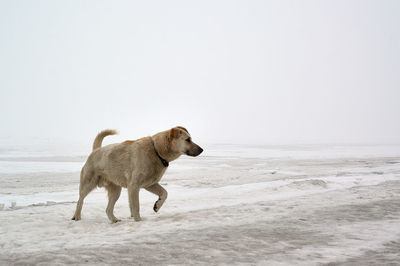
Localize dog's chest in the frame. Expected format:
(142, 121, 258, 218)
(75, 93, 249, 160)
(140, 167, 167, 188)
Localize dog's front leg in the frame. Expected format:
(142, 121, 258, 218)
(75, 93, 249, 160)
(128, 185, 141, 221)
(145, 183, 168, 213)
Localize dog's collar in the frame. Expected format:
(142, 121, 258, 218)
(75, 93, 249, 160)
(151, 138, 169, 167)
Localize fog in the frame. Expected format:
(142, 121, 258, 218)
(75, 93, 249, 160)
(1, 0, 399, 145)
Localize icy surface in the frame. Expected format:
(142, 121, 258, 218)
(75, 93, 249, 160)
(0, 143, 400, 265)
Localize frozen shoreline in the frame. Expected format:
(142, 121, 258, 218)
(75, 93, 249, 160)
(0, 144, 399, 265)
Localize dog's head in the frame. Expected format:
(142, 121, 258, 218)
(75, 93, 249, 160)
(168, 126, 203, 157)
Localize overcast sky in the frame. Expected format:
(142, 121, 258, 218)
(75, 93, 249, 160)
(0, 0, 399, 145)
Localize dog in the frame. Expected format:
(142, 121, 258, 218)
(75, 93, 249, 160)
(72, 126, 203, 223)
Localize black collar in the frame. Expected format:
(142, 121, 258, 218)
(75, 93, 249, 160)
(151, 138, 169, 167)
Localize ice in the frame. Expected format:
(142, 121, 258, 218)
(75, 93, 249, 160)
(0, 143, 400, 265)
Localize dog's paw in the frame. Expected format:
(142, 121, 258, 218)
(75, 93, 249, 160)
(111, 218, 121, 223)
(153, 201, 160, 212)
(131, 215, 142, 222)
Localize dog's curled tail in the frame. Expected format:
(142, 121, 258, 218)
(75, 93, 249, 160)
(92, 129, 118, 151)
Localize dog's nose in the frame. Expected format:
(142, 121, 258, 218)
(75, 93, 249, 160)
(198, 147, 203, 155)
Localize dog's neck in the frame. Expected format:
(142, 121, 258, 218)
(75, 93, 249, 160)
(151, 132, 182, 163)
(150, 138, 169, 167)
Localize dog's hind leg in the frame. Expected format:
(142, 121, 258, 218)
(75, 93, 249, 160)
(145, 183, 168, 213)
(72, 172, 97, 221)
(105, 183, 122, 223)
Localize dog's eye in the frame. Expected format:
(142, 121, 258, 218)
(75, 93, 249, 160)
(185, 138, 191, 142)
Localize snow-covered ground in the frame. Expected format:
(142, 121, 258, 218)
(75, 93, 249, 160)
(0, 143, 400, 265)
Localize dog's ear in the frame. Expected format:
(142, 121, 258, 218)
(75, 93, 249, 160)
(169, 127, 182, 140)
(176, 126, 189, 134)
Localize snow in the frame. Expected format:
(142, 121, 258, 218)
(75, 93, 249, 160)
(1, 143, 400, 265)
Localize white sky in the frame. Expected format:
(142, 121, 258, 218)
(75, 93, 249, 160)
(0, 0, 399, 145)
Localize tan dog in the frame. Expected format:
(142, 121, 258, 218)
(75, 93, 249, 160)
(72, 126, 203, 223)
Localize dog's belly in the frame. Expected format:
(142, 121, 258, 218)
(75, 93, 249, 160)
(95, 171, 128, 188)
(107, 175, 128, 188)
(95, 165, 129, 188)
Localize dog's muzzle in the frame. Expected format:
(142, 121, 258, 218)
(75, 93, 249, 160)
(186, 144, 203, 157)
